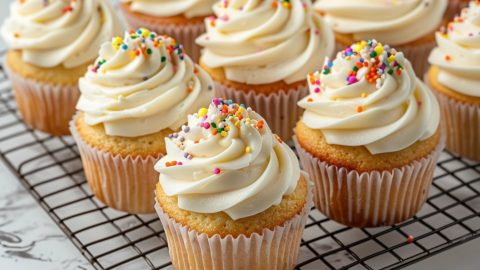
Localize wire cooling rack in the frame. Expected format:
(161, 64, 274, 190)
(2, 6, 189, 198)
(1, 56, 480, 270)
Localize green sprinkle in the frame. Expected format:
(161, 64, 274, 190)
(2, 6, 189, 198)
(161, 56, 166, 62)
(211, 122, 217, 128)
(388, 69, 394, 75)
(146, 48, 152, 55)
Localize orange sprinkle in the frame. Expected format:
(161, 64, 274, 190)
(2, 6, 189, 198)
(257, 120, 264, 129)
(307, 98, 313, 102)
(356, 106, 363, 113)
(13, 32, 20, 38)
(445, 55, 452, 62)
(271, 1, 278, 8)
(186, 87, 193, 94)
(407, 235, 414, 243)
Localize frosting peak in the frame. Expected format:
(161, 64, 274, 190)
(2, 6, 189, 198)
(298, 40, 440, 154)
(428, 1, 480, 97)
(196, 0, 334, 85)
(1, 0, 123, 68)
(315, 0, 448, 45)
(121, 0, 216, 18)
(154, 98, 300, 220)
(77, 28, 213, 137)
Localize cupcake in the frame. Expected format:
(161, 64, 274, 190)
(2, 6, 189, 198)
(120, 0, 216, 62)
(314, 0, 448, 77)
(295, 40, 444, 227)
(1, 0, 122, 135)
(427, 1, 480, 161)
(154, 99, 313, 269)
(71, 28, 213, 213)
(196, 0, 334, 141)
(445, 0, 470, 20)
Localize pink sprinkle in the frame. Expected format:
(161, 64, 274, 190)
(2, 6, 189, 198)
(178, 162, 183, 165)
(315, 80, 320, 85)
(199, 122, 205, 128)
(213, 168, 221, 174)
(314, 87, 320, 93)
(204, 122, 210, 129)
(347, 76, 358, 85)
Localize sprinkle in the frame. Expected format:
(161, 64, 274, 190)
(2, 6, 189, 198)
(13, 32, 20, 38)
(361, 93, 368, 98)
(62, 5, 73, 13)
(213, 168, 221, 174)
(245, 146, 252, 153)
(198, 107, 208, 117)
(445, 55, 452, 62)
(356, 106, 363, 113)
(407, 235, 414, 243)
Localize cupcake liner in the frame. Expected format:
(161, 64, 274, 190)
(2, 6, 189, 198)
(426, 83, 480, 161)
(121, 10, 205, 62)
(4, 61, 80, 136)
(335, 38, 436, 78)
(214, 82, 309, 142)
(70, 114, 162, 214)
(155, 174, 314, 270)
(293, 133, 445, 228)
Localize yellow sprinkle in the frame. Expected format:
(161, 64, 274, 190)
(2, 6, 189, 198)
(234, 120, 240, 128)
(220, 131, 227, 137)
(388, 55, 395, 63)
(140, 27, 150, 37)
(361, 92, 368, 98)
(374, 44, 384, 55)
(245, 146, 251, 153)
(198, 107, 208, 117)
(225, 125, 230, 131)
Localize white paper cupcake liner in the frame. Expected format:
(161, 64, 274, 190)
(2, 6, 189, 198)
(70, 114, 162, 213)
(214, 82, 308, 141)
(4, 61, 80, 136)
(335, 38, 435, 78)
(121, 9, 205, 62)
(431, 89, 480, 161)
(293, 133, 445, 228)
(155, 174, 314, 270)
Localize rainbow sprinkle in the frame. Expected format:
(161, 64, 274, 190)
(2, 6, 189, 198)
(163, 99, 270, 169)
(310, 40, 406, 92)
(90, 28, 186, 74)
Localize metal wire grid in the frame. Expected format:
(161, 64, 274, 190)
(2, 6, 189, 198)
(0, 58, 480, 270)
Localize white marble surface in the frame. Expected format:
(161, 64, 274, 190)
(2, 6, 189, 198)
(0, 162, 92, 270)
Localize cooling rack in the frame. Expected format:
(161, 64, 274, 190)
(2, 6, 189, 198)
(1, 55, 480, 270)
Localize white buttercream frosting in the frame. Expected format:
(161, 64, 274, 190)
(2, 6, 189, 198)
(315, 0, 448, 45)
(154, 99, 300, 220)
(196, 0, 334, 85)
(77, 28, 214, 137)
(428, 1, 480, 97)
(1, 0, 123, 68)
(121, 0, 216, 18)
(298, 40, 440, 154)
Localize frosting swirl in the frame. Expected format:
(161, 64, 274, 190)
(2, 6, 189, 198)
(196, 0, 334, 85)
(428, 1, 480, 97)
(154, 98, 300, 220)
(77, 28, 214, 137)
(298, 40, 440, 154)
(121, 0, 216, 18)
(1, 0, 123, 68)
(314, 0, 447, 45)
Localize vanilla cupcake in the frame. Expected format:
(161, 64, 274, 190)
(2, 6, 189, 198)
(71, 28, 213, 213)
(314, 0, 447, 77)
(1, 0, 122, 135)
(295, 40, 444, 227)
(445, 0, 470, 20)
(427, 1, 480, 161)
(196, 0, 334, 141)
(120, 0, 216, 62)
(154, 99, 313, 269)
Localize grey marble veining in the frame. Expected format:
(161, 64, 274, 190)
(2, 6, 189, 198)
(0, 162, 92, 270)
